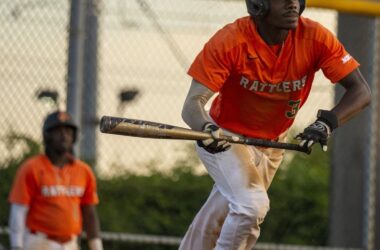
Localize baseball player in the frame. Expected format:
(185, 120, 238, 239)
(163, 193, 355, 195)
(180, 0, 371, 249)
(8, 111, 103, 250)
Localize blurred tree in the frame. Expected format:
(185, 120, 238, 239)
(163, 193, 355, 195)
(0, 135, 329, 249)
(260, 147, 330, 245)
(0, 133, 42, 249)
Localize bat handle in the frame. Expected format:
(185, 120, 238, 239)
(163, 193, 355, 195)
(222, 135, 311, 154)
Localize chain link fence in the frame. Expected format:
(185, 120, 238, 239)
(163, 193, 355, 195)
(1, 0, 337, 175)
(1, 0, 378, 249)
(1, 0, 70, 163)
(97, 1, 338, 175)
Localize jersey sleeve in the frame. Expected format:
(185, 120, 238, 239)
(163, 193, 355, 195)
(8, 161, 37, 205)
(188, 27, 234, 92)
(81, 166, 99, 205)
(316, 24, 360, 83)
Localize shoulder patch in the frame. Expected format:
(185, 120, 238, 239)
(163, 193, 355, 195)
(341, 54, 352, 64)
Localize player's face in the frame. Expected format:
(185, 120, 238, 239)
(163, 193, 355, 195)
(44, 126, 74, 154)
(266, 0, 300, 30)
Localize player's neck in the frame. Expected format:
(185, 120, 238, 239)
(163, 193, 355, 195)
(46, 150, 73, 167)
(256, 23, 289, 45)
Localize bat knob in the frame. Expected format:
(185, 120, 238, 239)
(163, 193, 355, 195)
(99, 116, 109, 133)
(99, 116, 121, 133)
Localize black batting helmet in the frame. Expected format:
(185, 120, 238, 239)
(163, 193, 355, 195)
(42, 111, 78, 142)
(246, 0, 306, 17)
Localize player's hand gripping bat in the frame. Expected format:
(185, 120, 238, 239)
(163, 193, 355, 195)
(99, 116, 311, 154)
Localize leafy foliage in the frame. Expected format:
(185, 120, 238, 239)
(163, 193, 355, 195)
(0, 133, 42, 248)
(97, 165, 213, 235)
(0, 133, 42, 225)
(260, 147, 330, 245)
(0, 133, 330, 249)
(97, 162, 213, 250)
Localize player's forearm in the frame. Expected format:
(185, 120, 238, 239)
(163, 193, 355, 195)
(332, 69, 371, 126)
(182, 95, 210, 130)
(332, 85, 371, 125)
(9, 204, 28, 248)
(82, 205, 103, 250)
(182, 80, 215, 130)
(82, 205, 101, 239)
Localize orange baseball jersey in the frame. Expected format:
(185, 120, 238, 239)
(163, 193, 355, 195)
(188, 16, 359, 139)
(9, 154, 99, 237)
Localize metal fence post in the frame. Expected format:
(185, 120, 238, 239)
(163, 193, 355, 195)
(80, 0, 100, 166)
(67, 0, 87, 156)
(330, 14, 378, 249)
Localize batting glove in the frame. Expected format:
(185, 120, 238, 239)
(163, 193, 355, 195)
(296, 110, 338, 152)
(197, 123, 231, 154)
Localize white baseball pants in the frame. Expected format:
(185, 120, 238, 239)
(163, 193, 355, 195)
(179, 135, 285, 250)
(24, 231, 79, 250)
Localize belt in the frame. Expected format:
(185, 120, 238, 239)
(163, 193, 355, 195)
(30, 230, 74, 244)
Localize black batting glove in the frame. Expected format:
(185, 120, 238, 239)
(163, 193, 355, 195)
(296, 120, 331, 151)
(296, 110, 338, 152)
(197, 123, 231, 154)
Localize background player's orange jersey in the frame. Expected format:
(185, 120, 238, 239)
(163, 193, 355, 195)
(9, 154, 99, 237)
(188, 16, 359, 140)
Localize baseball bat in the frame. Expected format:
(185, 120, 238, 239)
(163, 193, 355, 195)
(99, 116, 311, 154)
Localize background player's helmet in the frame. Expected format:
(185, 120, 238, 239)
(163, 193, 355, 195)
(246, 0, 306, 17)
(42, 111, 78, 142)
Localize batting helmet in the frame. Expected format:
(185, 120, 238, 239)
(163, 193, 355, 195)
(246, 0, 306, 17)
(42, 111, 78, 142)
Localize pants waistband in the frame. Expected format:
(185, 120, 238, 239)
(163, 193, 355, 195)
(30, 230, 74, 244)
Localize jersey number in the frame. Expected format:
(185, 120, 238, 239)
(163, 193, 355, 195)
(286, 100, 301, 118)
